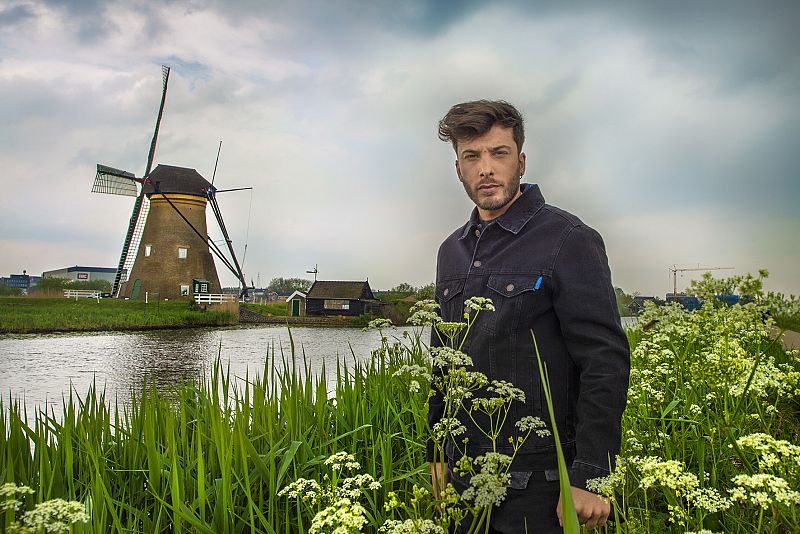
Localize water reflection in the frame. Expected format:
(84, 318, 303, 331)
(0, 325, 422, 421)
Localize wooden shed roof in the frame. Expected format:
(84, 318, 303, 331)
(306, 280, 374, 300)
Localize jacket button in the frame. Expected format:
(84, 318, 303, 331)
(443, 288, 449, 296)
(475, 229, 481, 237)
(506, 283, 515, 292)
(473, 260, 482, 268)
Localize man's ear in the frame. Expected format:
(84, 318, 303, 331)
(455, 160, 463, 182)
(519, 152, 526, 177)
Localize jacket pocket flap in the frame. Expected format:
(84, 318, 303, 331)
(487, 274, 540, 297)
(436, 279, 464, 303)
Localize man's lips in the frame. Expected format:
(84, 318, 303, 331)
(478, 183, 500, 194)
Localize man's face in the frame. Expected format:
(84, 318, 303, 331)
(455, 124, 526, 220)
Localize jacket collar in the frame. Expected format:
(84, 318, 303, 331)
(459, 183, 545, 239)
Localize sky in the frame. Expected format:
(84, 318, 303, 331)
(1, 0, 798, 297)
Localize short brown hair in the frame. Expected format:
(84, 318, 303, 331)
(438, 100, 525, 153)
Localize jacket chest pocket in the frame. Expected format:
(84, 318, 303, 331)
(482, 273, 542, 335)
(436, 278, 465, 324)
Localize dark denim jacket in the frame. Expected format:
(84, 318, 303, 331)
(427, 184, 630, 490)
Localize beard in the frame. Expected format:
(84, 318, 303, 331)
(464, 166, 522, 213)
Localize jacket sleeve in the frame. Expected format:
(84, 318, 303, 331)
(551, 224, 630, 490)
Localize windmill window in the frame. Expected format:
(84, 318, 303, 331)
(178, 247, 188, 259)
(144, 245, 152, 257)
(180, 284, 189, 296)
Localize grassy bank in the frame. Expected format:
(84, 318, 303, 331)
(0, 297, 238, 334)
(2, 300, 799, 532)
(241, 301, 288, 317)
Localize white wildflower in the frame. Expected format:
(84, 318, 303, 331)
(21, 499, 89, 534)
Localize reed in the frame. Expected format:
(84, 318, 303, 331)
(0, 329, 430, 533)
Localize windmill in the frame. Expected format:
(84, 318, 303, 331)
(92, 66, 251, 299)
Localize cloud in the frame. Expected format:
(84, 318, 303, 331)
(0, 4, 35, 27)
(1, 0, 798, 296)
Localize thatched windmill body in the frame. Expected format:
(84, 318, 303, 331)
(92, 66, 249, 299)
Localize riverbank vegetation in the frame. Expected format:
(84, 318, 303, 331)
(0, 297, 238, 334)
(30, 278, 112, 296)
(1, 273, 799, 532)
(242, 301, 288, 317)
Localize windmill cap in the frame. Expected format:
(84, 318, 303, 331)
(142, 164, 213, 197)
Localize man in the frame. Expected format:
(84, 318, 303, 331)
(428, 100, 630, 532)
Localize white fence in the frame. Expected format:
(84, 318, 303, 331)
(64, 289, 101, 300)
(194, 293, 238, 304)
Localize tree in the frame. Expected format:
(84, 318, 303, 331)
(0, 284, 22, 296)
(32, 278, 112, 294)
(390, 282, 415, 293)
(267, 277, 313, 294)
(614, 287, 635, 317)
(415, 283, 435, 300)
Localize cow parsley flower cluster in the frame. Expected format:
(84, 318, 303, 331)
(363, 318, 394, 331)
(324, 452, 361, 471)
(730, 473, 800, 509)
(280, 452, 382, 533)
(19, 499, 90, 534)
(308, 498, 368, 534)
(0, 483, 33, 513)
(463, 296, 495, 312)
(407, 300, 441, 326)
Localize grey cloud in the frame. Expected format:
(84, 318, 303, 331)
(0, 4, 35, 26)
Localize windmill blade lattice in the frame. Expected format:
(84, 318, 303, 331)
(92, 165, 138, 196)
(120, 196, 150, 285)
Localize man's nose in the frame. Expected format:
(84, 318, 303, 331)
(478, 153, 494, 177)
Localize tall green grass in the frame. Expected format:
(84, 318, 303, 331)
(1, 332, 430, 532)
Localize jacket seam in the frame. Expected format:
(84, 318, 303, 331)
(548, 223, 583, 273)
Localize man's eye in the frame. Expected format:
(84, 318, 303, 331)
(494, 150, 508, 156)
(463, 154, 477, 160)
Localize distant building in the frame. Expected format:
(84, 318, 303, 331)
(0, 271, 41, 293)
(305, 280, 381, 317)
(286, 291, 307, 317)
(42, 266, 124, 284)
(665, 293, 702, 311)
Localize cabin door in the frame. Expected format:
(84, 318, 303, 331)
(292, 298, 300, 316)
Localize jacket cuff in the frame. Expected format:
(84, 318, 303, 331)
(568, 461, 610, 492)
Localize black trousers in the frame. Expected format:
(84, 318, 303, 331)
(449, 468, 563, 534)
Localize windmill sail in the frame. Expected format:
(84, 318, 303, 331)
(120, 197, 150, 285)
(92, 165, 138, 196)
(110, 65, 170, 297)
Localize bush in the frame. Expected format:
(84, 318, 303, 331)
(31, 277, 112, 295)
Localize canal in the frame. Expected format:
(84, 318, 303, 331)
(1, 318, 637, 420)
(1, 324, 422, 420)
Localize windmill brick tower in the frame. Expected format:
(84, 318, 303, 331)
(119, 165, 221, 300)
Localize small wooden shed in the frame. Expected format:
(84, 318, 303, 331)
(305, 280, 380, 317)
(286, 290, 307, 317)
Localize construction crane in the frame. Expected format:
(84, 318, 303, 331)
(669, 264, 735, 296)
